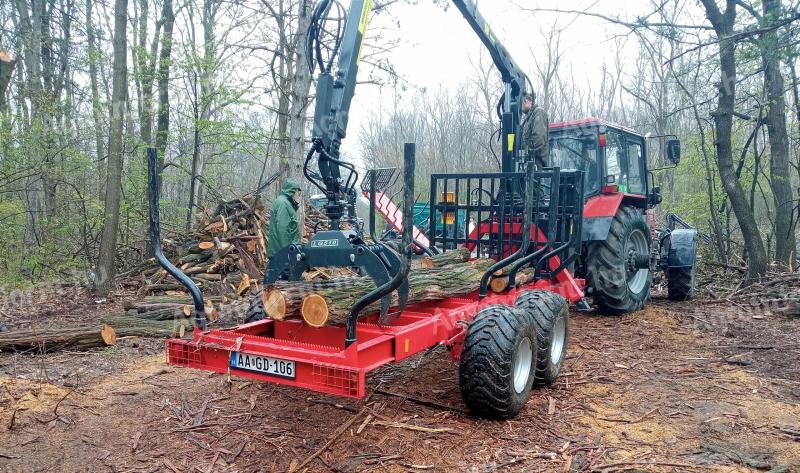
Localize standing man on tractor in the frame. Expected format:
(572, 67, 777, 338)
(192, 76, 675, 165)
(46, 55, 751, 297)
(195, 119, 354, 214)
(268, 179, 302, 279)
(521, 92, 549, 169)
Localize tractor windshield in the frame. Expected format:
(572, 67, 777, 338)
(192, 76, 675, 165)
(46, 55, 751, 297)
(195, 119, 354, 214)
(549, 136, 600, 194)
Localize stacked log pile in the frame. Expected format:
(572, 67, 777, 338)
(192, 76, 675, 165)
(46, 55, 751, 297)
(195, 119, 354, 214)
(725, 273, 800, 317)
(118, 197, 333, 306)
(705, 272, 800, 318)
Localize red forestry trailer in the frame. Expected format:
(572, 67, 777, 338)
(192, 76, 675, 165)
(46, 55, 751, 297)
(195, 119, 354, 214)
(151, 0, 695, 420)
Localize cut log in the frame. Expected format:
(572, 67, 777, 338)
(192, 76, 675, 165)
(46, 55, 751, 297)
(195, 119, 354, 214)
(101, 324, 117, 345)
(420, 248, 470, 268)
(489, 276, 509, 293)
(489, 267, 535, 293)
(262, 288, 291, 320)
(102, 315, 193, 338)
(236, 273, 251, 296)
(192, 273, 223, 282)
(179, 251, 213, 264)
(0, 326, 110, 351)
(295, 258, 495, 327)
(302, 294, 329, 328)
(0, 316, 192, 352)
(126, 307, 185, 321)
(198, 241, 215, 250)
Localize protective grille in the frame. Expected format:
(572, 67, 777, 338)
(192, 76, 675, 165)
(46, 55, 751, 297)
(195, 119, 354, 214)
(311, 363, 360, 397)
(429, 167, 584, 280)
(166, 339, 202, 366)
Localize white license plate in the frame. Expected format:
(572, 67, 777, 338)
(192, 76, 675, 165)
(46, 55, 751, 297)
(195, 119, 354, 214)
(230, 352, 295, 379)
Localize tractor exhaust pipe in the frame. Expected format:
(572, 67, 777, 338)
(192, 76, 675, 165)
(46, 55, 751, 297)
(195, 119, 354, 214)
(147, 147, 207, 331)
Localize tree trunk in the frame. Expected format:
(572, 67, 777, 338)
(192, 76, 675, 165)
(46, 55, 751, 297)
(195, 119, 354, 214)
(700, 0, 767, 282)
(154, 0, 174, 164)
(761, 0, 796, 268)
(146, 0, 174, 258)
(287, 0, 313, 227)
(187, 80, 202, 231)
(0, 52, 16, 111)
(86, 0, 106, 200)
(96, 0, 128, 295)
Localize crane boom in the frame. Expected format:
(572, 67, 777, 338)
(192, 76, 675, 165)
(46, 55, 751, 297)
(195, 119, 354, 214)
(306, 0, 530, 225)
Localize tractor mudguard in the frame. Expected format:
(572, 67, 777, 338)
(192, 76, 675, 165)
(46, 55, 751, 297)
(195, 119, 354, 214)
(582, 216, 614, 241)
(582, 193, 623, 241)
(582, 194, 648, 241)
(666, 228, 698, 268)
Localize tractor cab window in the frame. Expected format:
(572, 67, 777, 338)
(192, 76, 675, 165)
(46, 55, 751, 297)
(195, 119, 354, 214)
(604, 132, 624, 187)
(548, 135, 599, 194)
(603, 132, 646, 194)
(627, 141, 645, 194)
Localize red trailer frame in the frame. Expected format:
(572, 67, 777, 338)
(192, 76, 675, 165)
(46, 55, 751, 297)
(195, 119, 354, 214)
(167, 277, 584, 399)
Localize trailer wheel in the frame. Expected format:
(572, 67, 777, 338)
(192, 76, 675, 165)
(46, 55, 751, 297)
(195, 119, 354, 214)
(667, 266, 695, 301)
(514, 290, 569, 387)
(459, 304, 537, 420)
(245, 291, 266, 323)
(587, 205, 652, 314)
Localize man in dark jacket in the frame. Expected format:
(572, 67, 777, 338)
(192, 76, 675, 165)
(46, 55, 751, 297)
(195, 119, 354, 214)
(521, 92, 549, 169)
(268, 179, 302, 278)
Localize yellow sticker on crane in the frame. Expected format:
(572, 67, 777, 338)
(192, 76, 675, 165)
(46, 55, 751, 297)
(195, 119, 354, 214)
(358, 0, 373, 34)
(356, 0, 373, 65)
(507, 133, 515, 152)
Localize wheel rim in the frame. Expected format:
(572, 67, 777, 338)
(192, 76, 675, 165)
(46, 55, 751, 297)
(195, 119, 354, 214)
(513, 337, 533, 394)
(626, 229, 649, 294)
(550, 315, 566, 366)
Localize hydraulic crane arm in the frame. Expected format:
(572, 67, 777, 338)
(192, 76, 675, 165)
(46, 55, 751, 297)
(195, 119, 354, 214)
(452, 0, 530, 173)
(306, 0, 530, 225)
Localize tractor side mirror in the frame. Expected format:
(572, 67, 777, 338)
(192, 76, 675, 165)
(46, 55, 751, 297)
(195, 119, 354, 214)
(666, 139, 681, 165)
(649, 186, 663, 206)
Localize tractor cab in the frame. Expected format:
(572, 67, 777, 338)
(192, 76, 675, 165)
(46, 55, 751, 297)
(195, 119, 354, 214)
(548, 118, 654, 201)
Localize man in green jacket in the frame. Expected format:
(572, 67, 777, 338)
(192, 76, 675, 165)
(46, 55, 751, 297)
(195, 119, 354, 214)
(521, 92, 550, 169)
(268, 179, 302, 278)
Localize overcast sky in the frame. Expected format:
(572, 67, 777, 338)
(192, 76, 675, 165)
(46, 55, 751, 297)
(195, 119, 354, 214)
(340, 0, 656, 159)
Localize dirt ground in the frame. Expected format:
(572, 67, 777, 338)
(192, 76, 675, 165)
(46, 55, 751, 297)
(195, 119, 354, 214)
(1, 290, 799, 472)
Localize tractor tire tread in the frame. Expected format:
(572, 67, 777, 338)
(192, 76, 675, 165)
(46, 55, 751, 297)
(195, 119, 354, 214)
(514, 290, 569, 386)
(587, 205, 652, 315)
(667, 266, 694, 301)
(459, 304, 536, 420)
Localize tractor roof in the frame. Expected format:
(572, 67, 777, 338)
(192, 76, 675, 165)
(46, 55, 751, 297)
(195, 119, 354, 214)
(549, 117, 641, 136)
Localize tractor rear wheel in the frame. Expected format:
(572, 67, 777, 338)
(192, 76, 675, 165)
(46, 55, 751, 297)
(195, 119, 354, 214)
(587, 206, 652, 314)
(245, 291, 266, 323)
(459, 304, 537, 420)
(667, 266, 695, 301)
(514, 290, 569, 387)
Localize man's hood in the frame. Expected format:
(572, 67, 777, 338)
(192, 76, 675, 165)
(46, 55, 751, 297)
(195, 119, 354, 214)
(281, 178, 301, 197)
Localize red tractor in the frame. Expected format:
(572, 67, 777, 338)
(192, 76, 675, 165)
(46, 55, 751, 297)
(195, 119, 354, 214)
(548, 118, 698, 313)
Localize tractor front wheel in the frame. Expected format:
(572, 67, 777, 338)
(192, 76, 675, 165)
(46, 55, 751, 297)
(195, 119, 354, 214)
(459, 304, 537, 420)
(587, 206, 652, 314)
(667, 266, 695, 301)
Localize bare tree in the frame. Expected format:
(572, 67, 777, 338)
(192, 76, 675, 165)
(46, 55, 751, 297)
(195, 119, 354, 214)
(96, 0, 128, 294)
(700, 0, 767, 281)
